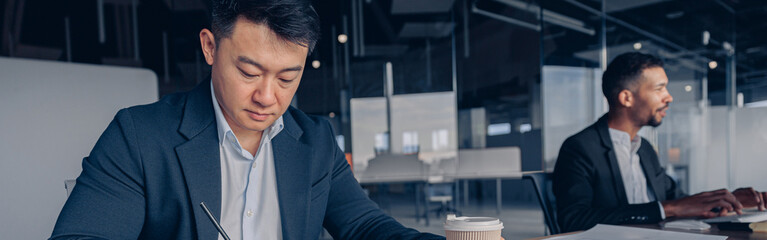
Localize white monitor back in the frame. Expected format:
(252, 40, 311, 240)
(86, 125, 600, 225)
(0, 57, 158, 239)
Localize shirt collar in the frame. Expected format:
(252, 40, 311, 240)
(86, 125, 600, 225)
(210, 80, 285, 147)
(608, 128, 642, 153)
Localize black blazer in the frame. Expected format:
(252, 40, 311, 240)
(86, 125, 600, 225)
(552, 115, 685, 232)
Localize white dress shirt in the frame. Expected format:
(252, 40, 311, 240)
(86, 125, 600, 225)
(608, 128, 665, 219)
(211, 81, 284, 240)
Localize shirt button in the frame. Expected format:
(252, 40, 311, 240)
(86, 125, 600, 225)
(246, 210, 253, 217)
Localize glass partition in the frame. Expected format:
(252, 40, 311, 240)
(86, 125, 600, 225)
(540, 0, 605, 170)
(296, 0, 750, 195)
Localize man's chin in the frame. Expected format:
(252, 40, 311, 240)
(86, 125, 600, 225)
(648, 118, 663, 127)
(245, 123, 271, 132)
(238, 120, 272, 133)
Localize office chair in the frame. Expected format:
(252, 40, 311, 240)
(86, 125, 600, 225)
(425, 182, 459, 218)
(523, 172, 560, 235)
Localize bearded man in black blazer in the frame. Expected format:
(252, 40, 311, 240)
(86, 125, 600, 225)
(553, 52, 767, 232)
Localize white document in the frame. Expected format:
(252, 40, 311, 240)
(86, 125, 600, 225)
(543, 224, 726, 240)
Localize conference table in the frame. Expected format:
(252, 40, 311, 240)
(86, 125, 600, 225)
(526, 223, 767, 240)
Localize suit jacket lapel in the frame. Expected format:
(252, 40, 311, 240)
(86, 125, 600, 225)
(175, 81, 222, 240)
(273, 109, 313, 240)
(638, 147, 663, 201)
(595, 115, 629, 205)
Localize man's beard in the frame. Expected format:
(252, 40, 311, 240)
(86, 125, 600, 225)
(648, 116, 662, 127)
(647, 105, 669, 127)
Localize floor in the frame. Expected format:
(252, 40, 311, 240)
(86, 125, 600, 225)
(321, 191, 549, 240)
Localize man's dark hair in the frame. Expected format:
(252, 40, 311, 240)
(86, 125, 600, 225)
(602, 52, 664, 108)
(210, 0, 320, 53)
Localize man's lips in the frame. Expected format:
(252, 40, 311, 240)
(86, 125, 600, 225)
(245, 110, 271, 121)
(658, 106, 669, 117)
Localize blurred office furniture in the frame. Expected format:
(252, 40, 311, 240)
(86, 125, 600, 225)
(424, 182, 458, 218)
(350, 88, 528, 224)
(451, 147, 522, 215)
(0, 57, 157, 240)
(350, 92, 458, 182)
(351, 92, 460, 226)
(358, 153, 429, 223)
(453, 147, 522, 179)
(523, 172, 560, 235)
(422, 160, 458, 226)
(424, 157, 460, 222)
(358, 153, 429, 183)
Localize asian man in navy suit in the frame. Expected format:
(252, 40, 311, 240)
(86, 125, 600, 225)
(51, 0, 443, 239)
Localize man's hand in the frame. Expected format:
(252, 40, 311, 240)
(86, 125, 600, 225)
(662, 189, 743, 218)
(733, 187, 767, 211)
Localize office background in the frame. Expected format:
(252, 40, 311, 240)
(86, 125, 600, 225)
(1, 0, 766, 239)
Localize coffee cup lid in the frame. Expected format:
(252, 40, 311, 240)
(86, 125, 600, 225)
(444, 214, 504, 232)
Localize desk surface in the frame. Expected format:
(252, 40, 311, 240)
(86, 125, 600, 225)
(526, 223, 767, 240)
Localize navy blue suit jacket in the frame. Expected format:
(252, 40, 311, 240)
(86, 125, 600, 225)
(51, 81, 442, 240)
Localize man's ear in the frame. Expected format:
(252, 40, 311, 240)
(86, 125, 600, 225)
(199, 29, 216, 66)
(618, 89, 634, 108)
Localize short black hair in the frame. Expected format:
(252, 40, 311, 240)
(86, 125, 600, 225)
(602, 52, 664, 108)
(210, 0, 320, 54)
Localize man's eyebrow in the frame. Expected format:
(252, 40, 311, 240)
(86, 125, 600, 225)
(238, 56, 264, 69)
(238, 56, 303, 73)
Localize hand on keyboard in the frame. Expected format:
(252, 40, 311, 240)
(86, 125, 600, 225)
(733, 187, 767, 211)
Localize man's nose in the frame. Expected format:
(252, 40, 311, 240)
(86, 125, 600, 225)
(252, 78, 277, 107)
(666, 92, 674, 104)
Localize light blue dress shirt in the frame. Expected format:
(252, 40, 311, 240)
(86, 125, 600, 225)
(608, 128, 666, 219)
(211, 81, 284, 240)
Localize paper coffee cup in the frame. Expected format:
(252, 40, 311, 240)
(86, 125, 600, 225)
(444, 214, 503, 240)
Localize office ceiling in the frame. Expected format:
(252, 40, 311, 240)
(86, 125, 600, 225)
(2, 0, 765, 102)
(390, 0, 456, 14)
(604, 0, 668, 12)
